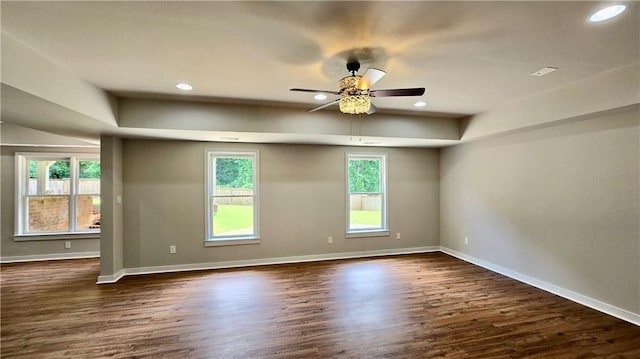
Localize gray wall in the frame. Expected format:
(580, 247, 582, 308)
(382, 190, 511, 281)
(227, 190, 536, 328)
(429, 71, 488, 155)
(440, 107, 640, 314)
(122, 140, 440, 268)
(0, 146, 101, 258)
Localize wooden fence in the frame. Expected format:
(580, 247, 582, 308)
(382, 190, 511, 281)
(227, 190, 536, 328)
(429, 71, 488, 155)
(29, 179, 100, 195)
(213, 188, 254, 205)
(350, 194, 382, 211)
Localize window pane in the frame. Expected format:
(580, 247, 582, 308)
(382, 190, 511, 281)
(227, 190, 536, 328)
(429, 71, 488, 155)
(212, 196, 254, 237)
(348, 159, 380, 193)
(28, 160, 70, 195)
(28, 196, 69, 232)
(76, 195, 101, 230)
(215, 157, 254, 193)
(78, 160, 100, 194)
(349, 193, 382, 230)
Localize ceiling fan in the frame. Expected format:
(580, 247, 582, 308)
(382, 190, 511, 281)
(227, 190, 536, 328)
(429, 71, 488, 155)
(290, 60, 425, 115)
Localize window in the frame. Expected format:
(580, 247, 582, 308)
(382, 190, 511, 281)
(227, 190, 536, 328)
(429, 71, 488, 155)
(206, 150, 259, 244)
(15, 153, 101, 237)
(346, 153, 388, 235)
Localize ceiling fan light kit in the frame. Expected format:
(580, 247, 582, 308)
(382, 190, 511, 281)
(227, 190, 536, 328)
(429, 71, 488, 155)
(338, 72, 371, 114)
(291, 59, 425, 115)
(339, 95, 371, 114)
(339, 75, 362, 91)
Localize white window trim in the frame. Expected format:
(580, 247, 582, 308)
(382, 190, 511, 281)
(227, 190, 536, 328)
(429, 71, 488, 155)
(345, 152, 389, 236)
(14, 233, 101, 241)
(205, 149, 260, 245)
(14, 152, 101, 240)
(345, 230, 390, 239)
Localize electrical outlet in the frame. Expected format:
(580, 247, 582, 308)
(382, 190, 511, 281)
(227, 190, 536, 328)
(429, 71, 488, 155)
(64, 241, 71, 249)
(170, 245, 176, 254)
(328, 236, 333, 244)
(396, 233, 401, 240)
(464, 237, 469, 245)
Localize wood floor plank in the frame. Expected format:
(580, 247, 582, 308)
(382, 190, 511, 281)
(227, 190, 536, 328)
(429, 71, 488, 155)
(1, 253, 639, 358)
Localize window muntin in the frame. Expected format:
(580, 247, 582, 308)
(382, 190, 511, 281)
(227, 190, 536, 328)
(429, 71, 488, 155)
(347, 153, 387, 233)
(16, 154, 100, 235)
(206, 150, 259, 242)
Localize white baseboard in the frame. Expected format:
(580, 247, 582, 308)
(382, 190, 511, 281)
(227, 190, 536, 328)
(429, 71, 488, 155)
(96, 269, 125, 284)
(440, 246, 640, 326)
(113, 246, 440, 278)
(0, 251, 100, 263)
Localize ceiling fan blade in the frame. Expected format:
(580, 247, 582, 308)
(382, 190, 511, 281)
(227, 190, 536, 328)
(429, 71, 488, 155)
(307, 99, 340, 112)
(290, 88, 341, 95)
(356, 68, 386, 90)
(369, 88, 425, 97)
(367, 103, 377, 115)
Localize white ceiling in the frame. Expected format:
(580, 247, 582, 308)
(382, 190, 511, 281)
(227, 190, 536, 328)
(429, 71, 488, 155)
(1, 1, 639, 145)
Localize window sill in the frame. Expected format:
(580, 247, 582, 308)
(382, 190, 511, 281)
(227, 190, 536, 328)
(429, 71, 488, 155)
(204, 237, 261, 247)
(14, 232, 100, 242)
(345, 230, 390, 238)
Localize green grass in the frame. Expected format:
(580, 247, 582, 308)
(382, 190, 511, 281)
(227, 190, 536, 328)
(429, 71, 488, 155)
(212, 206, 380, 234)
(350, 210, 382, 226)
(213, 204, 254, 235)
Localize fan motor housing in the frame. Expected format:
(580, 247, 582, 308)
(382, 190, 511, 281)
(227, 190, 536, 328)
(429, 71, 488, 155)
(346, 61, 361, 74)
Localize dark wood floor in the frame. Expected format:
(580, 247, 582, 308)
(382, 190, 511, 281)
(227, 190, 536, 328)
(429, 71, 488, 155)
(1, 253, 639, 358)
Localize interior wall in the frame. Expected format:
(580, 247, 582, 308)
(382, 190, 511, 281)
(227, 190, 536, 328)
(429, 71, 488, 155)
(122, 140, 440, 269)
(0, 146, 101, 259)
(440, 107, 640, 314)
(99, 136, 123, 278)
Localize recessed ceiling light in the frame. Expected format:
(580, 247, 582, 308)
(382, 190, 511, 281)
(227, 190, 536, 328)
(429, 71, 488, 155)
(589, 4, 626, 22)
(413, 101, 427, 107)
(176, 83, 193, 91)
(314, 94, 327, 101)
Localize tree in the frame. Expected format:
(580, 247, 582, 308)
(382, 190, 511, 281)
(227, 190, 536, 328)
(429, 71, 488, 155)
(216, 158, 253, 189)
(47, 161, 70, 179)
(29, 161, 37, 178)
(349, 159, 380, 193)
(28, 160, 100, 179)
(79, 161, 101, 178)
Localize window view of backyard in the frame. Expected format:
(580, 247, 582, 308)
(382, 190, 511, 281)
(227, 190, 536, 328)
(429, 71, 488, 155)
(348, 156, 385, 231)
(211, 157, 255, 237)
(26, 158, 100, 233)
(208, 151, 384, 238)
(350, 194, 383, 228)
(213, 198, 254, 236)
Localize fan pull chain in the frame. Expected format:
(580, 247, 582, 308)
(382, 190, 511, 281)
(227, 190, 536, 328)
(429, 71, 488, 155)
(348, 114, 363, 142)
(350, 114, 353, 141)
